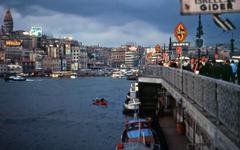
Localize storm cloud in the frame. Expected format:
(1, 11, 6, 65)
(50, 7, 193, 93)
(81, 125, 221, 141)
(0, 0, 239, 47)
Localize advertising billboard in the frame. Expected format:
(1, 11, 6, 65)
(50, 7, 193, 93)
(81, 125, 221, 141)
(30, 27, 42, 37)
(180, 0, 240, 15)
(5, 40, 22, 47)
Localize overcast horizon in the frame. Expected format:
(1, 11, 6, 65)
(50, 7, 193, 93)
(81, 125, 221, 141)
(0, 0, 240, 47)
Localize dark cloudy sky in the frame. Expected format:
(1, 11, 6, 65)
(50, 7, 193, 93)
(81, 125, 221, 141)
(0, 0, 240, 47)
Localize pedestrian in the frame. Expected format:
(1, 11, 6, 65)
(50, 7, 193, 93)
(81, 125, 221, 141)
(237, 62, 240, 85)
(221, 60, 234, 82)
(200, 56, 211, 76)
(184, 58, 195, 72)
(230, 60, 237, 82)
(210, 59, 221, 79)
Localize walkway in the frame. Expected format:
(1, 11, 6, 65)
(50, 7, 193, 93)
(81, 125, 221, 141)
(159, 115, 189, 150)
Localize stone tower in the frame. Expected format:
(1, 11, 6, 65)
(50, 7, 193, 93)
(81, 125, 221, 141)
(3, 9, 13, 35)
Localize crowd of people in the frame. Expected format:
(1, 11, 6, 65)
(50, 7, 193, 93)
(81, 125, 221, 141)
(158, 55, 240, 85)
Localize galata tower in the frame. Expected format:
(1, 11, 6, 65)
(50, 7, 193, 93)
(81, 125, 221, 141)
(3, 9, 13, 35)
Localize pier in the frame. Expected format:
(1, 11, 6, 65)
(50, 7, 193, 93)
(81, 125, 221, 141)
(138, 65, 240, 150)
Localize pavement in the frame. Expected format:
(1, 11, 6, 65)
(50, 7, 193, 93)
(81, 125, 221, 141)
(159, 115, 190, 150)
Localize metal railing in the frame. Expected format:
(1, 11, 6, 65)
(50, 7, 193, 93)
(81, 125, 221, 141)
(140, 65, 240, 140)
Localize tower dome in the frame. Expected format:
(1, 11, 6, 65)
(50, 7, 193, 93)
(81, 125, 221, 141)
(3, 9, 13, 34)
(4, 9, 13, 22)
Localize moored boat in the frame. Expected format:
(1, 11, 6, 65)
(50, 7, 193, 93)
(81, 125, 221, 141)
(123, 82, 140, 113)
(121, 118, 160, 150)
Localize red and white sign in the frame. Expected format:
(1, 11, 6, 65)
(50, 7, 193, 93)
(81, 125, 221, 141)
(162, 53, 168, 59)
(176, 47, 182, 55)
(214, 53, 219, 59)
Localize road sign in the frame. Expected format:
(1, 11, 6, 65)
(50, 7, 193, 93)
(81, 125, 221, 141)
(155, 44, 161, 53)
(214, 53, 219, 59)
(175, 23, 187, 42)
(180, 0, 240, 15)
(176, 47, 182, 55)
(172, 42, 190, 47)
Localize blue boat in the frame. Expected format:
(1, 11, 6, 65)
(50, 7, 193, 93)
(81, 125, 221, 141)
(121, 118, 160, 149)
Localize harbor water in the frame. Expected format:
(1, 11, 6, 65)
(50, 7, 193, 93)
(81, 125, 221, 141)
(0, 77, 131, 150)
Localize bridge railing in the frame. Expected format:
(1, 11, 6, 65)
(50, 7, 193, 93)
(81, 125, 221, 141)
(140, 65, 240, 140)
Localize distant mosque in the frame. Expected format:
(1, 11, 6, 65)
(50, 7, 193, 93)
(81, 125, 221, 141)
(0, 8, 14, 36)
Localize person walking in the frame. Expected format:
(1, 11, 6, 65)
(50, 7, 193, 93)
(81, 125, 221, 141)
(221, 60, 234, 82)
(237, 62, 240, 85)
(210, 59, 221, 79)
(230, 60, 237, 83)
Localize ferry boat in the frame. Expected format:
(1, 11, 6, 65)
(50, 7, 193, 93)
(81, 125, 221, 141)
(4, 75, 26, 81)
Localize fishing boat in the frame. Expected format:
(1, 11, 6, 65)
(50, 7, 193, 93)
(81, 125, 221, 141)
(121, 118, 159, 150)
(92, 98, 109, 105)
(115, 143, 153, 150)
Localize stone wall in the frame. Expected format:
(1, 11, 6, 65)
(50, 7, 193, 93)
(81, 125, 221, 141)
(140, 65, 240, 145)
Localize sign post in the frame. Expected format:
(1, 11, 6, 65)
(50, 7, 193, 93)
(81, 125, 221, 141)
(174, 22, 188, 94)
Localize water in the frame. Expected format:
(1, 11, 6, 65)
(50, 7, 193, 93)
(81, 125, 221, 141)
(0, 77, 131, 150)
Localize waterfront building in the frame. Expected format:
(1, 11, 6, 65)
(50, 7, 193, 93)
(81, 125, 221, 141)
(111, 47, 125, 68)
(71, 42, 80, 71)
(42, 56, 61, 73)
(22, 50, 36, 74)
(4, 46, 23, 63)
(7, 64, 23, 74)
(79, 47, 88, 69)
(0, 49, 5, 62)
(0, 63, 8, 76)
(124, 46, 139, 68)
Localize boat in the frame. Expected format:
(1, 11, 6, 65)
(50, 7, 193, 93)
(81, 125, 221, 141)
(116, 143, 154, 150)
(92, 98, 109, 105)
(121, 118, 159, 149)
(4, 75, 26, 81)
(123, 82, 140, 112)
(124, 97, 140, 112)
(112, 70, 125, 79)
(70, 75, 77, 79)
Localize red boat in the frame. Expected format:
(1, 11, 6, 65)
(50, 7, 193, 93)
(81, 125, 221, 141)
(93, 98, 109, 105)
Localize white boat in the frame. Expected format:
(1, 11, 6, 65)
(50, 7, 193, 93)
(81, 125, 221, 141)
(70, 75, 77, 79)
(4, 75, 26, 81)
(123, 82, 140, 112)
(112, 71, 125, 78)
(124, 98, 140, 111)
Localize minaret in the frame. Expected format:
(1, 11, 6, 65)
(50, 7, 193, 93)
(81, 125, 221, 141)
(3, 9, 13, 35)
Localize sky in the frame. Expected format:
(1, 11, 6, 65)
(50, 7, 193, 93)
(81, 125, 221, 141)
(0, 0, 240, 47)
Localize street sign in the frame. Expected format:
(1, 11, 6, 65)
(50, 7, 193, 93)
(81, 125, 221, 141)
(172, 42, 190, 47)
(180, 0, 240, 15)
(155, 44, 161, 53)
(175, 23, 187, 42)
(176, 47, 182, 55)
(214, 53, 219, 59)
